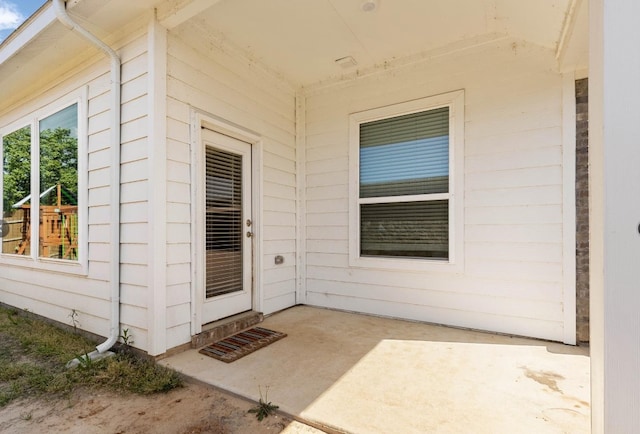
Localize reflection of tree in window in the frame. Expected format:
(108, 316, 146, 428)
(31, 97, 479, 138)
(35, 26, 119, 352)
(39, 104, 79, 260)
(2, 127, 31, 214)
(39, 128, 78, 205)
(1, 104, 79, 260)
(2, 126, 31, 254)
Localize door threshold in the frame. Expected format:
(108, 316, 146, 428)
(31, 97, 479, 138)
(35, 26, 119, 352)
(192, 311, 263, 348)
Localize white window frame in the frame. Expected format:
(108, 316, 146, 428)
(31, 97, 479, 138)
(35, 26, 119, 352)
(0, 90, 88, 275)
(349, 90, 464, 272)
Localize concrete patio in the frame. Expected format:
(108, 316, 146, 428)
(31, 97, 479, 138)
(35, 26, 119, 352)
(160, 306, 590, 433)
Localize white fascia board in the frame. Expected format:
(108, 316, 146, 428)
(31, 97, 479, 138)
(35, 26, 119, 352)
(0, 5, 59, 65)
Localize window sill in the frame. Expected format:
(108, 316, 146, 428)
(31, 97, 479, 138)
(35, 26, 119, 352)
(349, 254, 464, 274)
(0, 254, 88, 276)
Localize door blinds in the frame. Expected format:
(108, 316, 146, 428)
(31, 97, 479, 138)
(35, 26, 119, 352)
(205, 147, 243, 298)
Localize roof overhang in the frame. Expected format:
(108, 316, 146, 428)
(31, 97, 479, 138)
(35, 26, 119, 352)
(161, 0, 589, 87)
(0, 0, 588, 113)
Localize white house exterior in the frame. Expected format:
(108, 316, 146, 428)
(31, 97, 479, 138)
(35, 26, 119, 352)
(0, 1, 638, 431)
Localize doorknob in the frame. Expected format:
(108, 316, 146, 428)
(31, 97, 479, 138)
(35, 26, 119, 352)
(246, 231, 253, 238)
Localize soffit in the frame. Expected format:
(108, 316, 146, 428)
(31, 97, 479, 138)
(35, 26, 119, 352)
(173, 0, 585, 87)
(0, 0, 588, 113)
(0, 0, 162, 113)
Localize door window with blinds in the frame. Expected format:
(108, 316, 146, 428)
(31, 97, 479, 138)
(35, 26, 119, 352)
(205, 147, 243, 298)
(350, 91, 463, 266)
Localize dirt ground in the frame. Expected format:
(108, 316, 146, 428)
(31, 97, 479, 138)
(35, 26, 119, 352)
(0, 380, 323, 434)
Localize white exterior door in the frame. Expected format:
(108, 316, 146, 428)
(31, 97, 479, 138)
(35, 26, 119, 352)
(201, 129, 253, 324)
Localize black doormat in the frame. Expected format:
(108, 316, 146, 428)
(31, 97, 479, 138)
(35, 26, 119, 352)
(198, 327, 287, 363)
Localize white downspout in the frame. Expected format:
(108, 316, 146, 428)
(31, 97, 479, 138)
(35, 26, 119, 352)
(53, 0, 121, 354)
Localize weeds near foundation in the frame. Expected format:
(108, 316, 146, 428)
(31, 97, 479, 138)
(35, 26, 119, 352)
(74, 351, 95, 369)
(248, 386, 279, 421)
(68, 309, 80, 333)
(118, 328, 134, 355)
(7, 308, 19, 325)
(100, 353, 183, 394)
(0, 306, 182, 408)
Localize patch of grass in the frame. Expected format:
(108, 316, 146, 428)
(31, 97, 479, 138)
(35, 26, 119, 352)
(0, 308, 94, 364)
(96, 353, 183, 394)
(0, 359, 61, 407)
(0, 306, 182, 408)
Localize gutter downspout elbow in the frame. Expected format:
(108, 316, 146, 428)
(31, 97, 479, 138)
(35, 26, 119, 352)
(53, 0, 121, 355)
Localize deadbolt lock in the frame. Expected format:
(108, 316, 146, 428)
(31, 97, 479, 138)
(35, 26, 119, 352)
(246, 219, 252, 227)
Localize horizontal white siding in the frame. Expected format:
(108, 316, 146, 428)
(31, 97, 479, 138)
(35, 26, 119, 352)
(304, 39, 568, 341)
(0, 32, 151, 349)
(165, 25, 297, 348)
(0, 25, 571, 353)
(114, 34, 151, 351)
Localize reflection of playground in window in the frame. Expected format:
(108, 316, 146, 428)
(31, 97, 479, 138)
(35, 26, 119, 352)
(6, 183, 78, 259)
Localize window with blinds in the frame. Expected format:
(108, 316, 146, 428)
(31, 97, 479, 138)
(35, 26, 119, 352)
(359, 106, 450, 259)
(205, 147, 243, 298)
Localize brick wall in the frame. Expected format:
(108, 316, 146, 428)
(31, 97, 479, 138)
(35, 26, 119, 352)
(575, 78, 589, 343)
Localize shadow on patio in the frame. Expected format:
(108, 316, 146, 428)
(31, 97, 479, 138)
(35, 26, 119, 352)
(160, 306, 590, 433)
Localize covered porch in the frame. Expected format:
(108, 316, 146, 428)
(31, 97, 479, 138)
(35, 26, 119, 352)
(1, 0, 638, 431)
(161, 306, 590, 433)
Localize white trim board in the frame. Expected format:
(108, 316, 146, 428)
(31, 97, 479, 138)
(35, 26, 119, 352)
(348, 89, 465, 273)
(0, 89, 89, 276)
(147, 15, 168, 356)
(190, 109, 263, 335)
(562, 72, 577, 345)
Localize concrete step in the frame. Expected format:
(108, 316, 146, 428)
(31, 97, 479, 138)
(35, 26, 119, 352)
(191, 311, 263, 348)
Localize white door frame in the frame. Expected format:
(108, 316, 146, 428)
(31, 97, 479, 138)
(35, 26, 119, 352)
(190, 110, 263, 335)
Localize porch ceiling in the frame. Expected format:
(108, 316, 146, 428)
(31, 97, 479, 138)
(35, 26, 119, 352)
(173, 0, 588, 87)
(0, 0, 588, 113)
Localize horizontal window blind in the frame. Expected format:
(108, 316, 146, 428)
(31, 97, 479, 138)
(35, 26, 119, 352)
(360, 200, 449, 258)
(360, 107, 449, 198)
(205, 147, 243, 298)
